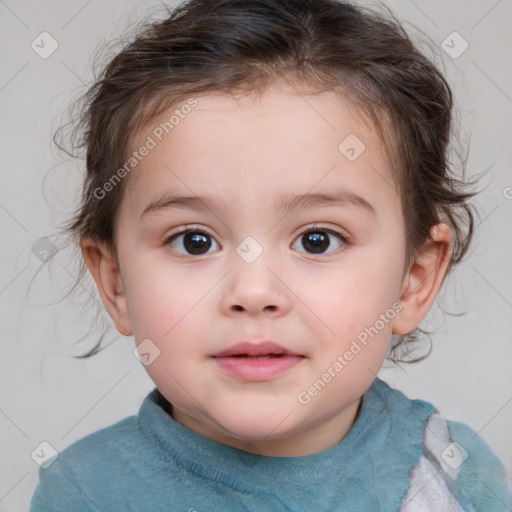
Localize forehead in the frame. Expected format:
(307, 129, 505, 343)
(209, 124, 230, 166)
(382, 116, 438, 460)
(122, 86, 400, 221)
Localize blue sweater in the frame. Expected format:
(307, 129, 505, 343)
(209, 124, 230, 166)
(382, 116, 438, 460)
(30, 378, 510, 511)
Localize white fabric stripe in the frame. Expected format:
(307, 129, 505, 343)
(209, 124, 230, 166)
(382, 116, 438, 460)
(422, 413, 462, 482)
(399, 456, 464, 511)
(399, 414, 464, 511)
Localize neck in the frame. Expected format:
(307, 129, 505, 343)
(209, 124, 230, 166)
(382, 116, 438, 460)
(170, 397, 362, 457)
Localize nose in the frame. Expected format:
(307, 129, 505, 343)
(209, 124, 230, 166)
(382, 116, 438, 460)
(220, 255, 291, 317)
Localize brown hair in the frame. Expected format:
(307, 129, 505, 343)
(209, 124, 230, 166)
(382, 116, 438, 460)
(54, 0, 477, 360)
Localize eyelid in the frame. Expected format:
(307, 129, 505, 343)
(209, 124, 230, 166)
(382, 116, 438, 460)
(162, 225, 219, 245)
(164, 224, 348, 240)
(310, 223, 345, 234)
(162, 223, 350, 256)
(291, 224, 348, 255)
(299, 223, 349, 242)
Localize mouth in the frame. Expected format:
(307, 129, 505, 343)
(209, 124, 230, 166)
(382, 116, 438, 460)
(212, 341, 302, 358)
(228, 354, 286, 359)
(212, 341, 304, 381)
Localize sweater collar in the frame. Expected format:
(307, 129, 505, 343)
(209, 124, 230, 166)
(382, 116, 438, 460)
(138, 377, 435, 507)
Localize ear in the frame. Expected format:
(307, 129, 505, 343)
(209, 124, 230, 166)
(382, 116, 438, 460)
(392, 223, 453, 335)
(81, 237, 133, 336)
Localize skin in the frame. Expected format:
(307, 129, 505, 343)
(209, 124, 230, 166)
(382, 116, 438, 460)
(82, 84, 452, 457)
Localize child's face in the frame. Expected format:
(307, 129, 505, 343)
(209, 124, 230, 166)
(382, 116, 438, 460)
(90, 85, 446, 456)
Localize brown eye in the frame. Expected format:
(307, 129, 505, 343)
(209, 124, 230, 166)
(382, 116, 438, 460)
(166, 230, 220, 255)
(292, 228, 345, 255)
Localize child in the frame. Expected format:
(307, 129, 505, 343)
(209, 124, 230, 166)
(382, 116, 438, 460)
(31, 0, 511, 510)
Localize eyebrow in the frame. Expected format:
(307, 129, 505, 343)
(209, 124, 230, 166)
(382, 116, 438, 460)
(140, 189, 376, 220)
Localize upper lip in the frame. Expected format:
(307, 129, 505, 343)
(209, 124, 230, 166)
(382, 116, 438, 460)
(212, 341, 301, 357)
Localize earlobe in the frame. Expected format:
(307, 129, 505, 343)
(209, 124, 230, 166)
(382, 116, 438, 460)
(392, 223, 453, 335)
(81, 238, 133, 336)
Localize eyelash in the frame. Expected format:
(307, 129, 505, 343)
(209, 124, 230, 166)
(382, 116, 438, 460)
(162, 225, 349, 257)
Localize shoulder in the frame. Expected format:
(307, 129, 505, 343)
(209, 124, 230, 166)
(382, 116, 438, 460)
(51, 413, 143, 470)
(399, 410, 511, 511)
(446, 419, 511, 510)
(370, 380, 511, 510)
(30, 415, 145, 511)
(369, 377, 437, 420)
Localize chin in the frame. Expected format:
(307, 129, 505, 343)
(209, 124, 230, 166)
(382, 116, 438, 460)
(209, 406, 301, 442)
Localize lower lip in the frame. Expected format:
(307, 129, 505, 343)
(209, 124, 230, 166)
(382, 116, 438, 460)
(212, 355, 304, 381)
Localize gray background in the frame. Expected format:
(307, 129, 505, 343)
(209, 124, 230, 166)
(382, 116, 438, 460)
(0, 0, 511, 509)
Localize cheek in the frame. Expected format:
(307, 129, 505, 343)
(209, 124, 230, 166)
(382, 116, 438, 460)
(128, 284, 208, 404)
(307, 263, 399, 327)
(122, 261, 202, 341)
(294, 259, 401, 372)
